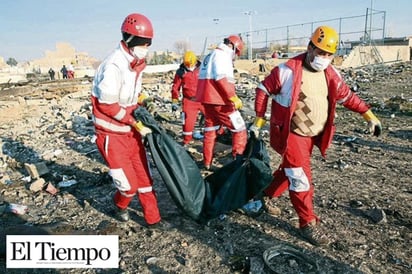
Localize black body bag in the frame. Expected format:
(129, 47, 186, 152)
(134, 107, 206, 221)
(203, 133, 273, 219)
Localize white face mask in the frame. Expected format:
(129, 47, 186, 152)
(310, 55, 332, 71)
(186, 66, 196, 71)
(131, 47, 149, 59)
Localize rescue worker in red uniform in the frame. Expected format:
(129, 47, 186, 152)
(171, 51, 204, 145)
(196, 35, 247, 170)
(91, 13, 162, 226)
(67, 63, 75, 79)
(250, 26, 382, 245)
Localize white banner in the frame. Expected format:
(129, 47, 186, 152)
(7, 235, 119, 269)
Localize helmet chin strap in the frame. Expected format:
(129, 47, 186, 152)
(120, 40, 137, 61)
(125, 35, 134, 47)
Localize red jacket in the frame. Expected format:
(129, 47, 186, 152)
(255, 53, 369, 157)
(171, 61, 201, 100)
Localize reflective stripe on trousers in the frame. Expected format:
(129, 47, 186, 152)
(264, 132, 319, 227)
(95, 131, 161, 224)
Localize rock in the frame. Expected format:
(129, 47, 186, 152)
(365, 207, 387, 223)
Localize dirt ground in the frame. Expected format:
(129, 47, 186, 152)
(0, 61, 411, 274)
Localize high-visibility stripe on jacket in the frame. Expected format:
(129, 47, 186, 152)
(91, 42, 144, 134)
(196, 43, 236, 105)
(255, 53, 369, 157)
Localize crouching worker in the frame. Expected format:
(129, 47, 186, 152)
(249, 26, 382, 245)
(91, 12, 163, 228)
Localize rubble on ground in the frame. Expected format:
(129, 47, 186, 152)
(0, 61, 411, 273)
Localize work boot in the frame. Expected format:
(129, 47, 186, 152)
(114, 207, 129, 222)
(262, 196, 281, 216)
(300, 220, 330, 246)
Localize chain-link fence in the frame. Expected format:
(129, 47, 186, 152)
(210, 9, 386, 59)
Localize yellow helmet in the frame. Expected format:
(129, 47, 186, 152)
(311, 26, 339, 54)
(183, 51, 197, 67)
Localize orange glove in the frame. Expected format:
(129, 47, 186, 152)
(229, 95, 243, 110)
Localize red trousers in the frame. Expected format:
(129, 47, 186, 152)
(264, 132, 319, 227)
(95, 131, 161, 225)
(182, 98, 204, 144)
(202, 104, 247, 166)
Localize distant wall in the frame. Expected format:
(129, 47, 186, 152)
(341, 45, 410, 68)
(1, 42, 411, 84)
(144, 64, 179, 74)
(0, 64, 183, 84)
(0, 67, 27, 83)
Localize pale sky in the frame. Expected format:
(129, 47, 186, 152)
(1, 0, 411, 62)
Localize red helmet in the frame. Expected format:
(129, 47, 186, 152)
(121, 13, 153, 39)
(227, 35, 244, 56)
